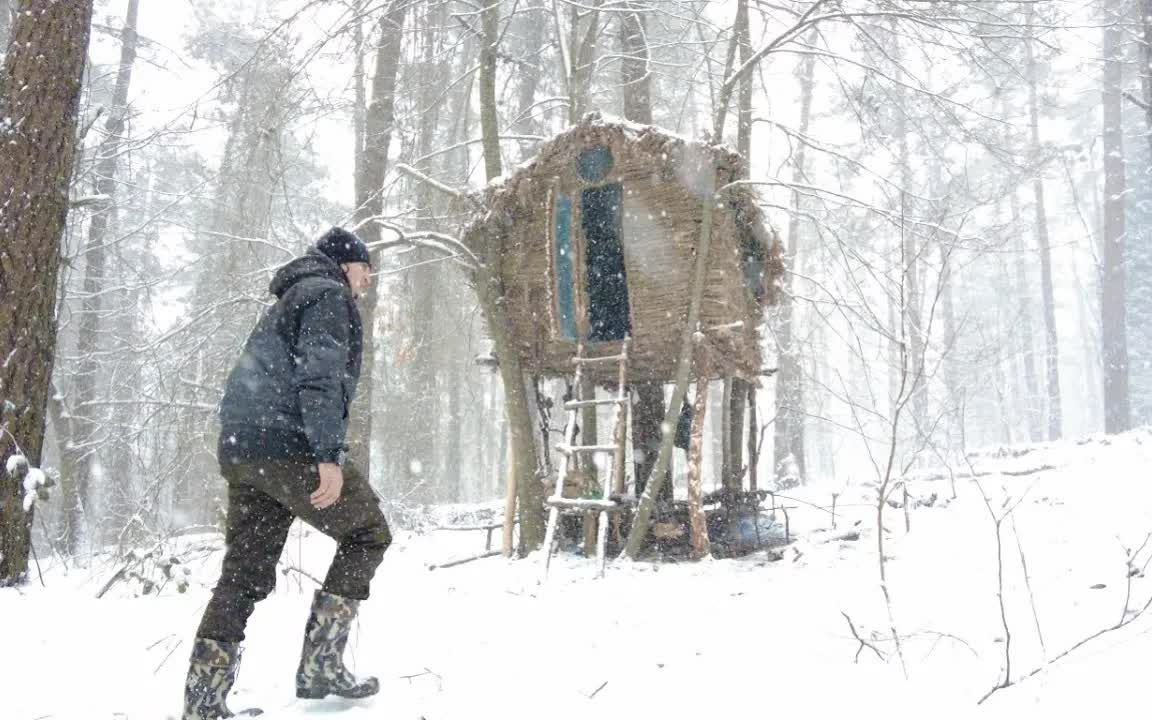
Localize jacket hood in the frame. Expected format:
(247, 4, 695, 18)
(269, 248, 348, 298)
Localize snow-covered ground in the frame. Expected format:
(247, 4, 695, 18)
(4, 429, 1152, 720)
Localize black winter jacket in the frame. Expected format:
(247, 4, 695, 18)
(217, 249, 363, 466)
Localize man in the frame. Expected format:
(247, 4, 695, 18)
(182, 227, 391, 719)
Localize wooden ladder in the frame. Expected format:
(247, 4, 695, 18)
(542, 337, 631, 577)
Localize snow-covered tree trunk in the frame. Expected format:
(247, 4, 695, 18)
(1101, 4, 1131, 434)
(64, 0, 140, 553)
(1009, 191, 1042, 442)
(479, 0, 502, 181)
(773, 33, 814, 486)
(349, 0, 407, 479)
(725, 0, 753, 491)
(0, 0, 94, 584)
(620, 3, 651, 125)
(1025, 5, 1062, 441)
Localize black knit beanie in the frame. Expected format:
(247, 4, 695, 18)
(316, 226, 371, 266)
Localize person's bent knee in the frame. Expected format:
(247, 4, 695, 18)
(349, 521, 391, 559)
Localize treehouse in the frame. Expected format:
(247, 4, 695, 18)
(462, 113, 782, 385)
(459, 113, 785, 560)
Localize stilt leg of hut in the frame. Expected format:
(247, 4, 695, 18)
(728, 378, 747, 491)
(687, 373, 712, 560)
(583, 507, 597, 556)
(747, 383, 759, 492)
(720, 377, 732, 490)
(502, 426, 517, 557)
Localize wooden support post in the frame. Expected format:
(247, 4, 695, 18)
(686, 365, 712, 560)
(502, 426, 516, 557)
(729, 378, 746, 491)
(747, 383, 759, 491)
(721, 377, 732, 488)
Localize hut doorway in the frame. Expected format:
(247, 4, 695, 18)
(581, 182, 632, 342)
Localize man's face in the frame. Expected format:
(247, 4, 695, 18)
(342, 262, 372, 299)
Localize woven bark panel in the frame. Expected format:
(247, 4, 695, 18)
(470, 115, 779, 382)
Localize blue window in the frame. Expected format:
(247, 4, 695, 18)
(554, 192, 578, 340)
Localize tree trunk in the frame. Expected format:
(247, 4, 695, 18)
(476, 0, 544, 550)
(65, 0, 140, 554)
(1101, 6, 1131, 434)
(0, 0, 94, 585)
(773, 41, 815, 484)
(401, 3, 446, 503)
(567, 1, 602, 121)
(513, 0, 546, 160)
(1143, 0, 1152, 161)
(480, 274, 545, 552)
(1025, 5, 1062, 440)
(725, 0, 752, 490)
(619, 3, 651, 125)
(445, 357, 462, 501)
(1009, 192, 1042, 442)
(479, 0, 502, 180)
(352, 0, 366, 204)
(349, 0, 408, 479)
(0, 0, 11, 50)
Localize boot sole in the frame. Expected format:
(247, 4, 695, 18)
(296, 681, 380, 700)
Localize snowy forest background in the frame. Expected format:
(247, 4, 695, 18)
(1, 0, 1148, 562)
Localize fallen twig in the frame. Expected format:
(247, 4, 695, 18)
(842, 611, 885, 663)
(977, 534, 1152, 704)
(427, 549, 502, 570)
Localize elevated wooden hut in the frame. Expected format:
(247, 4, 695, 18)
(461, 113, 783, 384)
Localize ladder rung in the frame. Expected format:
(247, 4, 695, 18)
(564, 398, 627, 410)
(556, 443, 620, 454)
(572, 354, 626, 365)
(546, 496, 622, 511)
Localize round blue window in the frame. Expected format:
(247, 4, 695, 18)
(577, 145, 614, 182)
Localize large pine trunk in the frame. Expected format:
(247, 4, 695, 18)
(349, 0, 408, 479)
(1101, 6, 1131, 434)
(0, 0, 94, 584)
(0, 0, 11, 49)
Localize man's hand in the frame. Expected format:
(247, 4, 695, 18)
(312, 462, 344, 509)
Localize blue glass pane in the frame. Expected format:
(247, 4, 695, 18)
(577, 145, 614, 183)
(554, 193, 578, 340)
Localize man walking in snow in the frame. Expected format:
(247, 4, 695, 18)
(182, 227, 391, 719)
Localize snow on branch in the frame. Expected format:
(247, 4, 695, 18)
(394, 163, 481, 209)
(70, 194, 112, 209)
(366, 222, 481, 271)
(5, 453, 56, 513)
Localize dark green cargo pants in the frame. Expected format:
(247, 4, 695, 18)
(196, 460, 391, 643)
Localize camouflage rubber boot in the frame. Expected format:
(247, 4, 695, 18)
(295, 590, 380, 699)
(183, 637, 243, 720)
